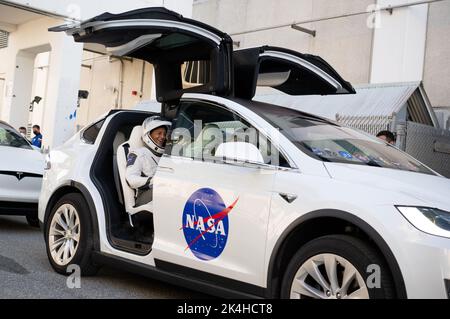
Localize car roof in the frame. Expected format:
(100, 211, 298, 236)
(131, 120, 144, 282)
(0, 120, 15, 130)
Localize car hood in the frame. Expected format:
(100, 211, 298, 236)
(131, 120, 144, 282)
(0, 146, 45, 175)
(324, 162, 450, 211)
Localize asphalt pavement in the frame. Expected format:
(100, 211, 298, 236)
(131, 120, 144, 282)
(0, 215, 207, 299)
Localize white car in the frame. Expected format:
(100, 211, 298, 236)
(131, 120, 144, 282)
(0, 121, 44, 227)
(39, 8, 450, 299)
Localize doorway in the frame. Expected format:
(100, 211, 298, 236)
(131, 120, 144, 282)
(11, 44, 51, 142)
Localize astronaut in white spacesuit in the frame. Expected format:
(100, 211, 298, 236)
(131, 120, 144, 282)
(126, 116, 172, 207)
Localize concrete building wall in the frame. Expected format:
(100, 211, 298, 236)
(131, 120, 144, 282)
(0, 0, 193, 147)
(0, 16, 83, 148)
(29, 52, 50, 134)
(0, 78, 4, 117)
(193, 0, 449, 110)
(77, 51, 154, 128)
(193, 0, 376, 85)
(0, 47, 5, 116)
(370, 0, 429, 84)
(423, 0, 450, 108)
(7, 0, 192, 20)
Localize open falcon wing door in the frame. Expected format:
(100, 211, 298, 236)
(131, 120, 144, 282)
(50, 7, 233, 104)
(233, 46, 356, 99)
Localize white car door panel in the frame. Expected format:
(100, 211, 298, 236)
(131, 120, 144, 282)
(153, 155, 275, 287)
(151, 100, 281, 287)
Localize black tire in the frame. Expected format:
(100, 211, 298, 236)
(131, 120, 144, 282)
(281, 235, 395, 299)
(26, 214, 40, 228)
(44, 193, 99, 276)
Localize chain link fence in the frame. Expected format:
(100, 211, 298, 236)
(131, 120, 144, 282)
(405, 122, 450, 178)
(335, 114, 393, 136)
(335, 114, 450, 178)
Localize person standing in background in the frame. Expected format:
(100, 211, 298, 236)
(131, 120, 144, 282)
(31, 125, 43, 148)
(376, 130, 396, 145)
(18, 127, 27, 138)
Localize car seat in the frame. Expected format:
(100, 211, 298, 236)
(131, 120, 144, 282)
(117, 126, 153, 226)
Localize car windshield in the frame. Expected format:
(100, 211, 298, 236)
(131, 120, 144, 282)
(246, 102, 435, 175)
(0, 123, 32, 150)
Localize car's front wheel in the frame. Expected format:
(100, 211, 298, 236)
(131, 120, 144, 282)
(281, 235, 395, 299)
(45, 193, 99, 276)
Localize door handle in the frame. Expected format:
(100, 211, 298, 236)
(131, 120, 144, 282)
(279, 193, 297, 203)
(158, 166, 175, 173)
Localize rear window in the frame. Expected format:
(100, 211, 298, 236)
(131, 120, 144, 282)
(81, 119, 105, 144)
(0, 123, 32, 149)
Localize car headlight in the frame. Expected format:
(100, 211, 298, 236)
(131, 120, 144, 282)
(396, 206, 450, 238)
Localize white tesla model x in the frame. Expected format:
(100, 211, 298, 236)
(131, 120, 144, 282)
(39, 8, 450, 299)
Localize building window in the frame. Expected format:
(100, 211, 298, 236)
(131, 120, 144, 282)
(0, 30, 8, 49)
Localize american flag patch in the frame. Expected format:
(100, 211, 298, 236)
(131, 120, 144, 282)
(127, 153, 138, 167)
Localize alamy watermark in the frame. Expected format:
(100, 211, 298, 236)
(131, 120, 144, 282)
(66, 264, 81, 289)
(367, 264, 381, 289)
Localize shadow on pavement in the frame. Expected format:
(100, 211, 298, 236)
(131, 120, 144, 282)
(0, 216, 40, 233)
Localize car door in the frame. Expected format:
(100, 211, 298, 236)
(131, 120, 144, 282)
(152, 98, 287, 288)
(233, 46, 356, 99)
(50, 7, 233, 103)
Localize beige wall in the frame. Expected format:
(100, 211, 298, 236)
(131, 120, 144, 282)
(193, 0, 375, 85)
(0, 16, 85, 147)
(0, 47, 5, 115)
(77, 51, 154, 128)
(0, 78, 4, 117)
(423, 0, 450, 108)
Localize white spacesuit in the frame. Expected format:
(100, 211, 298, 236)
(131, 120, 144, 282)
(126, 116, 172, 207)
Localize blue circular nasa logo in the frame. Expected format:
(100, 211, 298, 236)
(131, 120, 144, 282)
(181, 188, 237, 261)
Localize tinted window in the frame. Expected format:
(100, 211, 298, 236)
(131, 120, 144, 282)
(0, 123, 32, 149)
(250, 104, 434, 175)
(169, 101, 289, 167)
(82, 119, 105, 144)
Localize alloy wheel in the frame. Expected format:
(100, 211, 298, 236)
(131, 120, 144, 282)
(48, 204, 81, 266)
(290, 253, 369, 299)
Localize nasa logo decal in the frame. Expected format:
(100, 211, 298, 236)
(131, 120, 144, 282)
(181, 188, 239, 261)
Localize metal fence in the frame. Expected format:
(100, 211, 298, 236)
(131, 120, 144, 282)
(335, 114, 393, 136)
(405, 122, 450, 178)
(335, 114, 450, 178)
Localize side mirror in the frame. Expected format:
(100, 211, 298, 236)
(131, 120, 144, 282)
(215, 142, 264, 164)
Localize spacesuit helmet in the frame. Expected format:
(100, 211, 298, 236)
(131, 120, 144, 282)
(142, 116, 172, 155)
